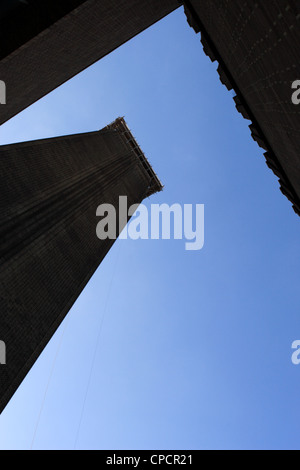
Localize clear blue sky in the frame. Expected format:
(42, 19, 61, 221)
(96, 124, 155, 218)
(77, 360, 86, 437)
(0, 7, 299, 450)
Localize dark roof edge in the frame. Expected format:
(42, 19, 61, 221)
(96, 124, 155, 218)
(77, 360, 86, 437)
(105, 117, 163, 198)
(183, 0, 300, 217)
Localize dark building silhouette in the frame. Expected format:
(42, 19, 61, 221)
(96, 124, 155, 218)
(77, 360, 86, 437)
(183, 0, 300, 215)
(0, 0, 299, 413)
(0, 117, 162, 413)
(0, 0, 181, 125)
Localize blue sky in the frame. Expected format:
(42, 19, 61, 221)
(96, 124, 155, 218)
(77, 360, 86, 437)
(0, 7, 299, 450)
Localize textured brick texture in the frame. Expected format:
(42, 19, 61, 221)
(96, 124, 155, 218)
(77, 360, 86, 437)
(184, 0, 300, 215)
(0, 0, 181, 125)
(0, 118, 162, 413)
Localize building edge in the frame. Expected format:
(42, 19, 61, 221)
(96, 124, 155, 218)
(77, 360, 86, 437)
(183, 0, 300, 217)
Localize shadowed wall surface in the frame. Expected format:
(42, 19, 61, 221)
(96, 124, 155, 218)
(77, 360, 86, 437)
(184, 0, 300, 215)
(0, 118, 162, 413)
(0, 0, 181, 125)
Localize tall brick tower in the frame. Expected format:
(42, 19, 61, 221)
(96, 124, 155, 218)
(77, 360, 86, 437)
(0, 117, 162, 413)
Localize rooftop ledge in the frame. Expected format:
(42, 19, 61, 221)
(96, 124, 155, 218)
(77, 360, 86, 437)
(105, 117, 164, 198)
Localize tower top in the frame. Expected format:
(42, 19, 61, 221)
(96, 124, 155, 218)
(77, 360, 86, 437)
(106, 117, 164, 198)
